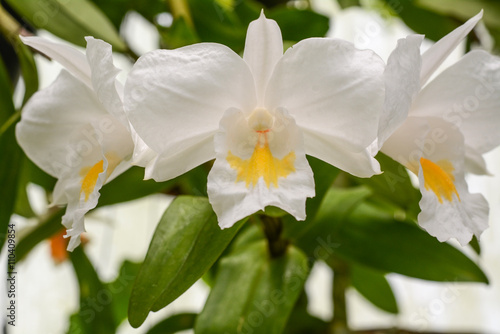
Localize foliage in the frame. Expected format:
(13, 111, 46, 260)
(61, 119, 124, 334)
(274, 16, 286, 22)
(0, 0, 495, 333)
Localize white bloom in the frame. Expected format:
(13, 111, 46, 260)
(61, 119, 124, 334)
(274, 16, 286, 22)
(16, 36, 135, 250)
(125, 12, 385, 228)
(379, 11, 500, 245)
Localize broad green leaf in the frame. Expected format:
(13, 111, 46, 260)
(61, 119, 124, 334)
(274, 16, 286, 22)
(282, 156, 341, 241)
(13, 158, 36, 218)
(470, 236, 481, 255)
(267, 8, 329, 41)
(334, 202, 489, 283)
(107, 261, 142, 326)
(286, 186, 372, 257)
(202, 222, 264, 288)
(16, 209, 64, 262)
(350, 264, 398, 314)
(195, 241, 309, 334)
(128, 196, 243, 328)
(11, 36, 39, 105)
(351, 153, 420, 218)
(0, 52, 15, 133)
(283, 290, 329, 334)
(68, 246, 117, 334)
(177, 162, 210, 197)
(0, 55, 22, 250)
(67, 259, 140, 333)
(305, 156, 341, 221)
(97, 166, 174, 208)
(24, 158, 57, 192)
(146, 313, 197, 334)
(5, 0, 126, 51)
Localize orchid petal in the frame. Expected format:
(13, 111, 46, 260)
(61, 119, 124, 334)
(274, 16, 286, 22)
(420, 10, 483, 86)
(302, 128, 381, 177)
(418, 160, 489, 246)
(208, 108, 314, 228)
(85, 37, 129, 127)
(379, 34, 424, 148)
(265, 38, 385, 176)
(20, 36, 92, 87)
(381, 116, 431, 173)
(16, 70, 110, 178)
(387, 117, 489, 245)
(464, 146, 489, 175)
(243, 11, 283, 106)
(124, 43, 256, 181)
(412, 50, 500, 165)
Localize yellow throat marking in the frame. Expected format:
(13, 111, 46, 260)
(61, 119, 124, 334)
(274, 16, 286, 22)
(80, 160, 104, 202)
(420, 157, 460, 203)
(79, 153, 120, 202)
(227, 132, 295, 188)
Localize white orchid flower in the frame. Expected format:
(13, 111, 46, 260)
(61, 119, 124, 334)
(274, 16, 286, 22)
(379, 11, 500, 245)
(125, 12, 385, 228)
(16, 36, 135, 251)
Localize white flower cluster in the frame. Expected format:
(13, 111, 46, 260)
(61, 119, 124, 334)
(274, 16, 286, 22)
(16, 11, 500, 250)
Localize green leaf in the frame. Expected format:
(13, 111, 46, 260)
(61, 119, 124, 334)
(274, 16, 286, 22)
(146, 313, 197, 334)
(267, 8, 329, 41)
(195, 241, 309, 334)
(68, 246, 117, 334)
(283, 290, 329, 334)
(0, 54, 22, 250)
(305, 156, 341, 221)
(13, 158, 36, 218)
(5, 0, 126, 51)
(97, 166, 174, 208)
(24, 158, 57, 192)
(128, 196, 243, 328)
(286, 186, 372, 257)
(106, 261, 142, 326)
(16, 209, 64, 262)
(334, 202, 489, 283)
(282, 156, 341, 241)
(352, 153, 420, 218)
(12, 37, 39, 105)
(350, 264, 398, 314)
(67, 259, 139, 333)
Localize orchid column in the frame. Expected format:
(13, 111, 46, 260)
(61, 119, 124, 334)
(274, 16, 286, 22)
(125, 12, 386, 228)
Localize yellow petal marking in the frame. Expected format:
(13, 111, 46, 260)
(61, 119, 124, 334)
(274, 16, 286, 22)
(420, 157, 460, 203)
(80, 160, 104, 202)
(79, 152, 121, 202)
(227, 132, 295, 188)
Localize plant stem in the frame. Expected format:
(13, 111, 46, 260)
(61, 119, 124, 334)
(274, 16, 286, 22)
(260, 215, 288, 258)
(330, 257, 350, 334)
(0, 4, 20, 39)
